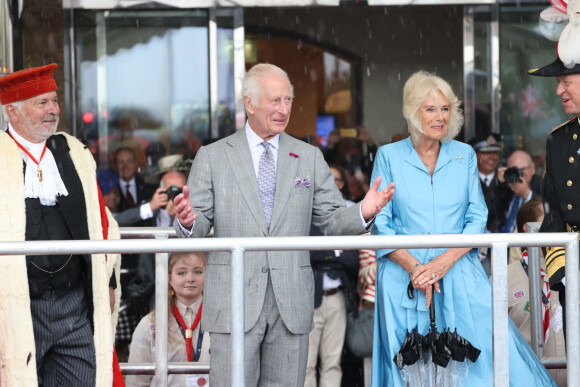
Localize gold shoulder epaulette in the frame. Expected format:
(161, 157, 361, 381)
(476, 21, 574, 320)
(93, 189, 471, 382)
(549, 116, 577, 134)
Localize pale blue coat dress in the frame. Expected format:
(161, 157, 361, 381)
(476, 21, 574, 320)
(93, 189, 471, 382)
(370, 138, 556, 387)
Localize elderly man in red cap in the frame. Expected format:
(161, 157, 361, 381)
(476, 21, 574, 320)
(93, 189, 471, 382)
(0, 64, 123, 386)
(529, 3, 580, 341)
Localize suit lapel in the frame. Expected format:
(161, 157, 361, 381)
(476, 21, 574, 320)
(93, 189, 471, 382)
(270, 133, 299, 232)
(225, 130, 269, 235)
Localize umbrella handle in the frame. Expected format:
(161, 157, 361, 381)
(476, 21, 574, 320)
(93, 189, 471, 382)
(429, 285, 436, 325)
(407, 281, 415, 299)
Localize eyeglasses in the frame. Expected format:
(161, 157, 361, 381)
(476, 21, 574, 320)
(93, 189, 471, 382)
(517, 165, 533, 172)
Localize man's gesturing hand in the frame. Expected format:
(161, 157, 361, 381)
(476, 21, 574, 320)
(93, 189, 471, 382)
(174, 186, 197, 229)
(361, 177, 395, 221)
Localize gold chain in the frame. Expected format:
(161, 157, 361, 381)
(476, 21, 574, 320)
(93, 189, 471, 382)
(30, 255, 74, 274)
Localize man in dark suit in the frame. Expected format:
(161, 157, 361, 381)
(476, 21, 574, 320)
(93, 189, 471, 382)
(114, 146, 166, 226)
(174, 63, 394, 386)
(469, 134, 511, 274)
(529, 50, 580, 337)
(0, 64, 121, 386)
(470, 134, 512, 232)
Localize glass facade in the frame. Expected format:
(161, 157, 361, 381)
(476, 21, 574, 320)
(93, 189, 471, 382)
(2, 1, 572, 175)
(499, 5, 569, 171)
(69, 10, 210, 173)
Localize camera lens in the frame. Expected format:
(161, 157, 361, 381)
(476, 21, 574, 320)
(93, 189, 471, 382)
(165, 185, 183, 199)
(504, 167, 522, 184)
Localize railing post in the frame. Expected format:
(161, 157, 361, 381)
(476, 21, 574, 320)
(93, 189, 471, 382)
(526, 222, 544, 358)
(153, 235, 169, 386)
(492, 242, 509, 386)
(231, 247, 245, 387)
(565, 236, 580, 385)
(528, 246, 544, 358)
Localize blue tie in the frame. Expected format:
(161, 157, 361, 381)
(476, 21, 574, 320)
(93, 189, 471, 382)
(258, 142, 276, 228)
(501, 196, 522, 233)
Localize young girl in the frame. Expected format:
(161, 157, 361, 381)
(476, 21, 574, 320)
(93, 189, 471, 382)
(126, 252, 210, 386)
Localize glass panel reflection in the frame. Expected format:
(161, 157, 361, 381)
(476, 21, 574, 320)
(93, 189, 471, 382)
(500, 5, 569, 164)
(73, 10, 209, 176)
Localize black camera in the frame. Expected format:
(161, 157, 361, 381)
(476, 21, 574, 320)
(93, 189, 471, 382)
(164, 185, 183, 199)
(504, 167, 523, 184)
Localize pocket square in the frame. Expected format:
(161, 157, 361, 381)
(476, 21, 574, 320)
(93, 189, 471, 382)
(294, 177, 311, 188)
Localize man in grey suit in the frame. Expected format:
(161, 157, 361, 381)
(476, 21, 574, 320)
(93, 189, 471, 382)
(174, 63, 394, 386)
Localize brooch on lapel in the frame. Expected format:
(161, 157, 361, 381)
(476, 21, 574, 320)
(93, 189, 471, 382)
(294, 177, 311, 188)
(456, 154, 464, 163)
(290, 152, 299, 158)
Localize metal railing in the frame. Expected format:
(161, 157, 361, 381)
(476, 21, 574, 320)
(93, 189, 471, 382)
(1, 229, 578, 386)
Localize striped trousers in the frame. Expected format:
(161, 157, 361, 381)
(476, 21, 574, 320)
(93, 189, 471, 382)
(30, 285, 96, 387)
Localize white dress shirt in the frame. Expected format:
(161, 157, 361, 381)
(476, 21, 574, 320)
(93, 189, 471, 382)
(8, 124, 68, 206)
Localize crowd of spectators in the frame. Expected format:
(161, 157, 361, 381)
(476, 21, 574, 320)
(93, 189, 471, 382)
(95, 121, 561, 387)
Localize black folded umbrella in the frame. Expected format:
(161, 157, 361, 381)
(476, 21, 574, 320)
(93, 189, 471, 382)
(424, 298, 452, 368)
(393, 329, 425, 370)
(393, 281, 429, 385)
(395, 282, 481, 386)
(445, 328, 481, 363)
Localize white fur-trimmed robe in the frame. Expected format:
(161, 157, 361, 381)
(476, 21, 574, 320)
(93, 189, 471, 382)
(0, 131, 121, 387)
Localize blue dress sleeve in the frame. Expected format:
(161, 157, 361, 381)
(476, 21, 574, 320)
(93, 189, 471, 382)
(370, 145, 397, 259)
(462, 147, 488, 235)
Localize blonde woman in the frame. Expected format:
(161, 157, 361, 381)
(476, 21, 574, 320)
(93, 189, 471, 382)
(370, 71, 555, 386)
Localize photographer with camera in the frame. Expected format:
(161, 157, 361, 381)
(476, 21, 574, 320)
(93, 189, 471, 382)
(498, 150, 543, 234)
(156, 170, 186, 227)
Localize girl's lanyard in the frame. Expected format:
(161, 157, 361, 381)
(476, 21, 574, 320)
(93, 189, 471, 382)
(172, 303, 204, 362)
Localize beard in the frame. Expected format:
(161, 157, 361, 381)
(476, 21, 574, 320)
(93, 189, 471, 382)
(37, 116, 59, 141)
(20, 113, 59, 143)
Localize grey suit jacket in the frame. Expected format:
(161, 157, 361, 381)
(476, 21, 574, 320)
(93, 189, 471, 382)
(175, 129, 367, 334)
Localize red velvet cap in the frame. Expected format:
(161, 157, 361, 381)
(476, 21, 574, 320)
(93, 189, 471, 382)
(0, 63, 58, 105)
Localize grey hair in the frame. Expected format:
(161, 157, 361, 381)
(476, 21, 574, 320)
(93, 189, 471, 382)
(241, 63, 294, 112)
(402, 71, 463, 143)
(2, 100, 23, 122)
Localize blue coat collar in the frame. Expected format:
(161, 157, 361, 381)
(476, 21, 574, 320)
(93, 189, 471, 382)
(404, 137, 455, 174)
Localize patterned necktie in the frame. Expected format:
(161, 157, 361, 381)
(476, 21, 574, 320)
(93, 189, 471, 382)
(126, 184, 136, 208)
(258, 142, 276, 228)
